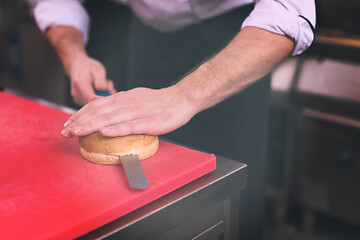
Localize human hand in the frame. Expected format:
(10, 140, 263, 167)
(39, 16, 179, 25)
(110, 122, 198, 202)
(67, 56, 116, 105)
(45, 26, 116, 105)
(61, 87, 197, 138)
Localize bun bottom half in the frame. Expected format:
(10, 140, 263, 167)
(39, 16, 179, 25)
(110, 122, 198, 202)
(79, 133, 159, 165)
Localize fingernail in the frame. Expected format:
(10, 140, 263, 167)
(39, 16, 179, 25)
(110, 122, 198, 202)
(61, 128, 71, 137)
(101, 127, 111, 134)
(72, 126, 83, 134)
(64, 120, 72, 128)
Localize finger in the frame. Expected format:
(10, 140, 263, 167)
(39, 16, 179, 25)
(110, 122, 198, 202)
(69, 106, 141, 137)
(107, 80, 117, 94)
(99, 116, 167, 137)
(91, 65, 107, 91)
(100, 119, 148, 137)
(71, 74, 96, 105)
(61, 126, 74, 138)
(63, 97, 103, 128)
(67, 96, 107, 123)
(68, 90, 130, 124)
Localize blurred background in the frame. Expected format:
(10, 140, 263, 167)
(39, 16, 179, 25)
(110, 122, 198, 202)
(1, 0, 360, 239)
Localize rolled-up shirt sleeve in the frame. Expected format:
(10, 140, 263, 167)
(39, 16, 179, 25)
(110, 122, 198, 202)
(242, 0, 316, 55)
(33, 0, 90, 43)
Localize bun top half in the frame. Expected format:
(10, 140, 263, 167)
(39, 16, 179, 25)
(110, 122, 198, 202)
(79, 132, 159, 161)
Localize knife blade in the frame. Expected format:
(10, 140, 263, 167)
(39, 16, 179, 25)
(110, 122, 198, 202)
(120, 154, 149, 189)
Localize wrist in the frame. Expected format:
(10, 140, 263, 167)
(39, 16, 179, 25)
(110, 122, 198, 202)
(169, 68, 209, 116)
(46, 26, 88, 74)
(62, 51, 88, 75)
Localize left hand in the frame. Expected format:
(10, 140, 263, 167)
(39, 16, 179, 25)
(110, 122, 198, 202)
(61, 87, 197, 138)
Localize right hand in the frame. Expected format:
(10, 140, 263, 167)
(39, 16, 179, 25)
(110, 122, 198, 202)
(45, 26, 115, 105)
(66, 55, 116, 105)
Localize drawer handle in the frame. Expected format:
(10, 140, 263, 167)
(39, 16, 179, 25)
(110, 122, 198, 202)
(301, 108, 360, 129)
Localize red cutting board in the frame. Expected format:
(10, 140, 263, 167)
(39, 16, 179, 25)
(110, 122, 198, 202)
(0, 92, 216, 240)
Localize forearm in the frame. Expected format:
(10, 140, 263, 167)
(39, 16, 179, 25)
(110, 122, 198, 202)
(46, 26, 88, 74)
(173, 27, 294, 114)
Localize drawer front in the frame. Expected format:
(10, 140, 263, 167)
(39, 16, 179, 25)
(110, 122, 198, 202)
(293, 109, 360, 225)
(154, 200, 225, 240)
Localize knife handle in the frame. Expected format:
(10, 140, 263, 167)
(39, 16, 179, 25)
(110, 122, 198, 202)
(95, 90, 111, 97)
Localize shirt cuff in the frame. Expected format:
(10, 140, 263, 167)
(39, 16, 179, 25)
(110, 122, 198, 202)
(33, 0, 90, 43)
(241, 0, 315, 55)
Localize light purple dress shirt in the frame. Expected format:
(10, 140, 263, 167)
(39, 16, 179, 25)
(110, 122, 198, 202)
(32, 0, 316, 55)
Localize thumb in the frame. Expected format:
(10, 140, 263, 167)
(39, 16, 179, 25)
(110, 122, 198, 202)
(71, 73, 96, 105)
(91, 65, 108, 91)
(107, 79, 117, 94)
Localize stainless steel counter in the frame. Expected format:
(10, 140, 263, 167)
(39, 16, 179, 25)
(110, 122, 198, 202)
(78, 156, 247, 240)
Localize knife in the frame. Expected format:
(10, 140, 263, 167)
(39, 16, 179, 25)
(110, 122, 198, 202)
(120, 154, 149, 189)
